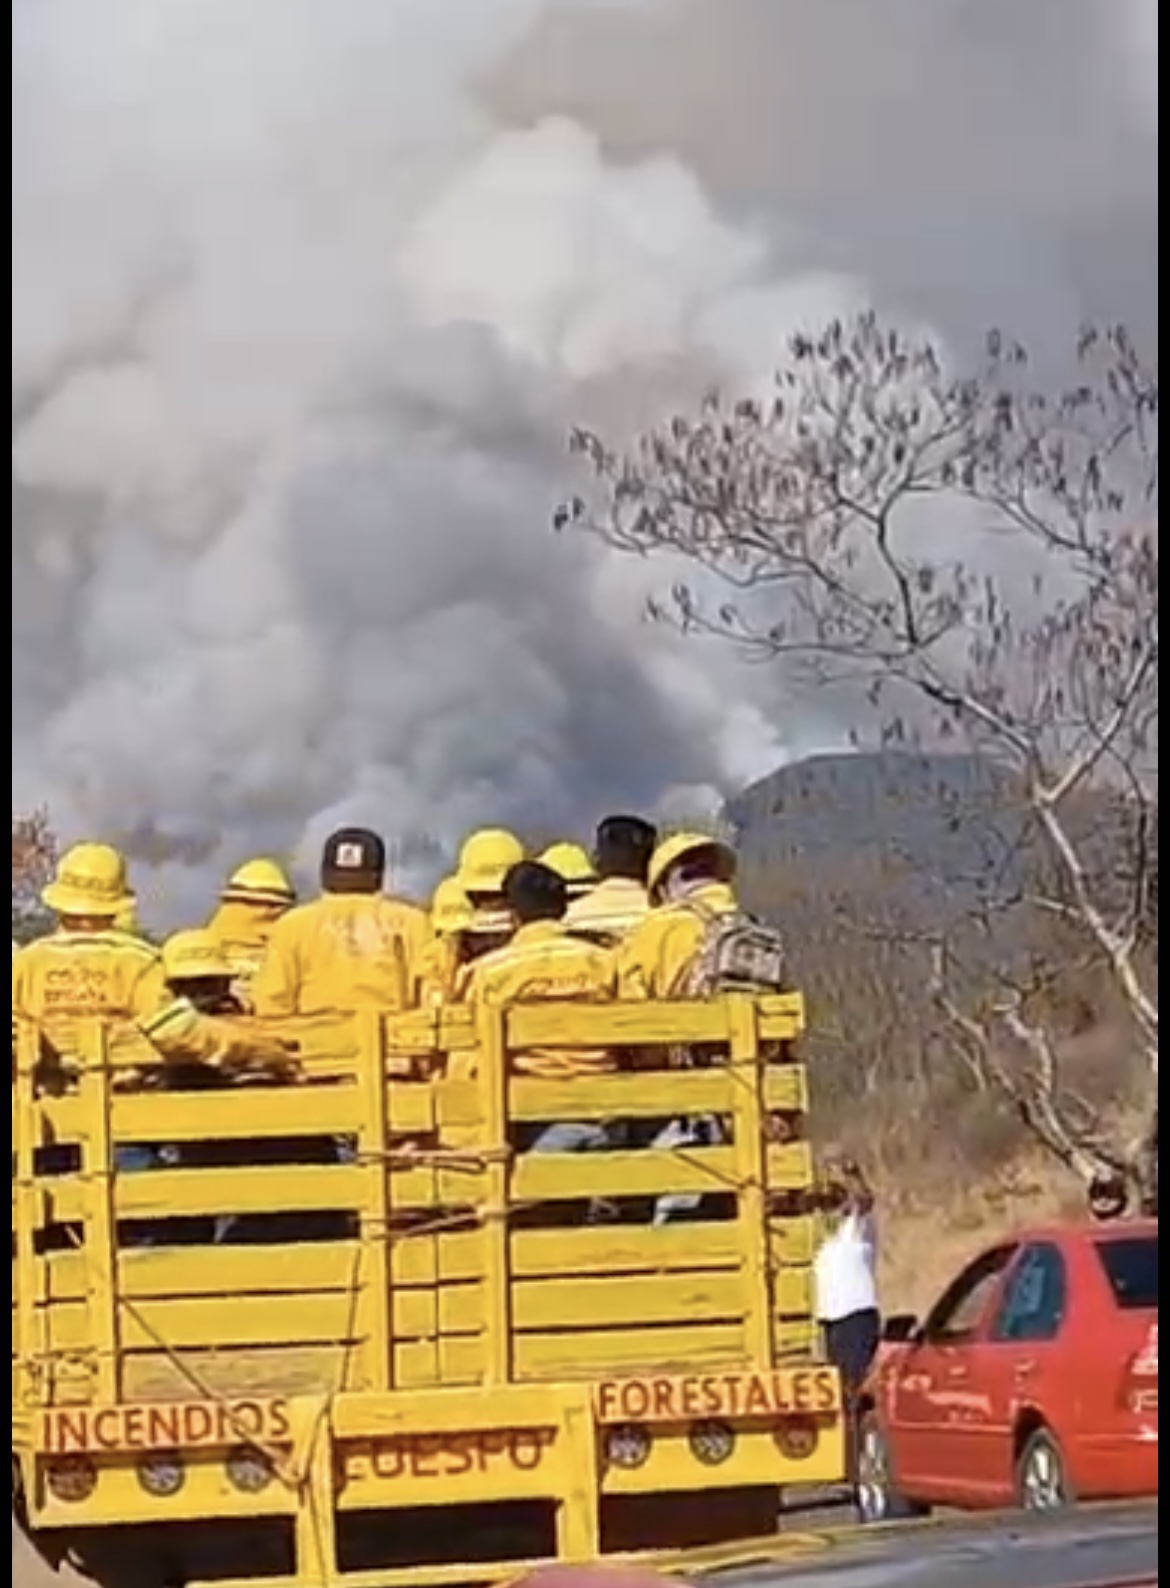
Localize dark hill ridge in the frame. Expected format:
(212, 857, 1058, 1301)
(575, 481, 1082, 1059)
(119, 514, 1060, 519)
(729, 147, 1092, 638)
(726, 751, 1028, 933)
(728, 750, 1152, 942)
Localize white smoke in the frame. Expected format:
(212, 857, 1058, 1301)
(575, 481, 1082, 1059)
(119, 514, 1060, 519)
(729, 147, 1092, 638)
(11, 0, 1157, 920)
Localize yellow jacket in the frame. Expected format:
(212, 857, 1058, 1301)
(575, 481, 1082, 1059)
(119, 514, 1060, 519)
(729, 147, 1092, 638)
(564, 877, 650, 942)
(12, 928, 169, 1051)
(205, 900, 285, 982)
(460, 920, 617, 1079)
(416, 936, 465, 1010)
(249, 892, 432, 1017)
(617, 882, 738, 999)
(139, 1000, 293, 1073)
(11, 929, 284, 1075)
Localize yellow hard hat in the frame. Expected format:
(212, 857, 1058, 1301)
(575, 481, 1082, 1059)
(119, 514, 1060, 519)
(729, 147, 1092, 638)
(456, 828, 525, 894)
(162, 928, 233, 982)
(41, 842, 135, 919)
(430, 876, 474, 937)
(647, 831, 737, 896)
(538, 842, 597, 889)
(221, 857, 296, 907)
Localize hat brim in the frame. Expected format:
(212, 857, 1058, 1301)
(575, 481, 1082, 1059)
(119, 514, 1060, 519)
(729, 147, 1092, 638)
(41, 881, 136, 917)
(220, 886, 295, 907)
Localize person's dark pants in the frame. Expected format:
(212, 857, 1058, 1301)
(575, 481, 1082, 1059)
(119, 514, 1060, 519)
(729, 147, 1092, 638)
(823, 1307, 881, 1488)
(824, 1306, 881, 1401)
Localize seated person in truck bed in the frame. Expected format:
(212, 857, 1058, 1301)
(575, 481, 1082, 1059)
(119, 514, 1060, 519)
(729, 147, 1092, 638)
(12, 842, 289, 1079)
(204, 856, 296, 995)
(459, 860, 618, 1154)
(564, 814, 658, 946)
(617, 831, 740, 999)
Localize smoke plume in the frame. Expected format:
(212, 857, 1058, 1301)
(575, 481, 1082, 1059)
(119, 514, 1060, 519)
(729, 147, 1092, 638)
(11, 0, 1157, 918)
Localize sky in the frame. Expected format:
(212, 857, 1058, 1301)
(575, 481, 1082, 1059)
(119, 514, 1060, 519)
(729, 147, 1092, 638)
(11, 0, 1158, 917)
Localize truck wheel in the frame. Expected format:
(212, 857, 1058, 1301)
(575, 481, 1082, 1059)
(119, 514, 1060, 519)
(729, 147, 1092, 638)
(854, 1413, 927, 1524)
(1015, 1427, 1072, 1512)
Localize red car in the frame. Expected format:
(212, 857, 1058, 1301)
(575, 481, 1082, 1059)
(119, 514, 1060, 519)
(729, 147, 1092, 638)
(856, 1218, 1158, 1520)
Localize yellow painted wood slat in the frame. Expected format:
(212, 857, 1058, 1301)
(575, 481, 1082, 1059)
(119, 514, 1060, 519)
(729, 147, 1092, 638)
(14, 1217, 818, 1304)
(46, 1292, 366, 1353)
(503, 993, 805, 1050)
(105, 1164, 365, 1220)
(28, 1064, 807, 1146)
(510, 1141, 813, 1202)
(390, 1324, 754, 1386)
(36, 1141, 812, 1222)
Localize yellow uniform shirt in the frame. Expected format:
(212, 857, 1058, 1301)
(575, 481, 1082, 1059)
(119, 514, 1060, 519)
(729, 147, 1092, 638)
(564, 877, 650, 942)
(617, 882, 738, 999)
(249, 892, 432, 1016)
(460, 920, 617, 1079)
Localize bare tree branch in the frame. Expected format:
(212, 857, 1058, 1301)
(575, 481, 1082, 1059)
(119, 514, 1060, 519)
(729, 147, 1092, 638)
(562, 315, 1158, 1213)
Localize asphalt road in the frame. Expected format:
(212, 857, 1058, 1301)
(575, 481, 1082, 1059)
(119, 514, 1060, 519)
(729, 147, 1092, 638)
(12, 1502, 1158, 1587)
(712, 1503, 1159, 1588)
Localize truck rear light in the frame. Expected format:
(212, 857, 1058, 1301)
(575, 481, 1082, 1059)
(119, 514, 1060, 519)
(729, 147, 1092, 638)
(603, 1424, 652, 1471)
(136, 1451, 186, 1498)
(1122, 1322, 1158, 1414)
(226, 1445, 277, 1495)
(45, 1456, 98, 1504)
(688, 1420, 736, 1466)
(773, 1417, 820, 1460)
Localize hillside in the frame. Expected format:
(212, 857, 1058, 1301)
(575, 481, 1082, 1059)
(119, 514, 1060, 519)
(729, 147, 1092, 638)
(728, 750, 1023, 934)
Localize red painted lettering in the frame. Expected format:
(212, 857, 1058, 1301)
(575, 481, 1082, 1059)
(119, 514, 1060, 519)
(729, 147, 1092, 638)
(37, 1398, 293, 1456)
(364, 1429, 553, 1481)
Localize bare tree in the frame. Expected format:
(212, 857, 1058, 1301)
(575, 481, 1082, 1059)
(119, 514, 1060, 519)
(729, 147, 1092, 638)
(12, 809, 58, 944)
(561, 316, 1158, 1214)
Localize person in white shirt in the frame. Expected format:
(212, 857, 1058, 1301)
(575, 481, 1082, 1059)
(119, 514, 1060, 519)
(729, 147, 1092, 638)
(564, 815, 657, 946)
(813, 1158, 881, 1403)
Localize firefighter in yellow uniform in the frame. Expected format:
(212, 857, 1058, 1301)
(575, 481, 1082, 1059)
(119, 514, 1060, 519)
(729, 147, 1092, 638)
(205, 857, 296, 991)
(12, 843, 170, 1052)
(150, 929, 297, 1077)
(418, 876, 476, 1009)
(455, 828, 525, 948)
(461, 860, 617, 1156)
(565, 815, 658, 945)
(617, 831, 739, 999)
(250, 828, 431, 1016)
(11, 842, 290, 1077)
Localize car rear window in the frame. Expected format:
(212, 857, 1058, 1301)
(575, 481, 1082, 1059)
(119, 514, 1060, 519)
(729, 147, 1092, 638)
(1095, 1235, 1159, 1310)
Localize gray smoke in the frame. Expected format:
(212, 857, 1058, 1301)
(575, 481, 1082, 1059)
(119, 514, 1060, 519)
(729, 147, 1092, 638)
(11, 0, 1157, 919)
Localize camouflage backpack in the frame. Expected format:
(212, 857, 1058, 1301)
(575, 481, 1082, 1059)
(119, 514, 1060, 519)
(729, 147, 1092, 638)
(677, 902, 790, 998)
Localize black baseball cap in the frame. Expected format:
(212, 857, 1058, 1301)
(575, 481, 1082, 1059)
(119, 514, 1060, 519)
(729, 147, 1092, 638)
(321, 827, 387, 876)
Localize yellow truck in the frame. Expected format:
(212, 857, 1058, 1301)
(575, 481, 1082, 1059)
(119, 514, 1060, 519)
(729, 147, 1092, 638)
(12, 994, 845, 1587)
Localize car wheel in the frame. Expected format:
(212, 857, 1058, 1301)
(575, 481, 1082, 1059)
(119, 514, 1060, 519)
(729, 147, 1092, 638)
(1016, 1427, 1072, 1512)
(855, 1413, 926, 1524)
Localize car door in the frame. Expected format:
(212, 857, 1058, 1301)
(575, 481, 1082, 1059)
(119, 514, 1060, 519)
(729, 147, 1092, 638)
(887, 1242, 1018, 1499)
(963, 1240, 1071, 1503)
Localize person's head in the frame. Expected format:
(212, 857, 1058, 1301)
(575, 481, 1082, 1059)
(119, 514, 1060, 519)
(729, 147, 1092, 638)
(430, 875, 474, 940)
(320, 828, 386, 896)
(593, 815, 658, 884)
(42, 841, 135, 932)
(504, 861, 569, 927)
(221, 857, 296, 915)
(161, 929, 237, 1012)
(538, 841, 597, 901)
(456, 828, 526, 906)
(646, 831, 738, 904)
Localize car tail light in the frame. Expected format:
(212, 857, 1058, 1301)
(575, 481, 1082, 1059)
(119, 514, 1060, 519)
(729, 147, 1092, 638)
(1122, 1321, 1158, 1414)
